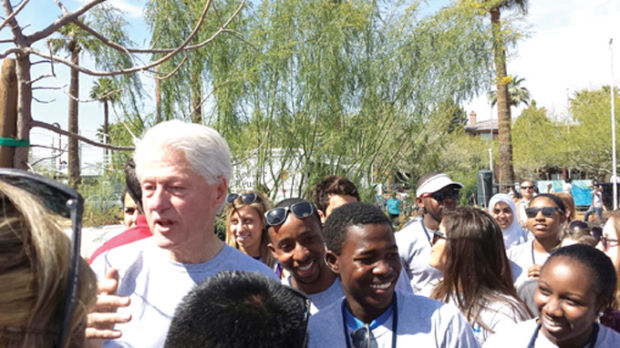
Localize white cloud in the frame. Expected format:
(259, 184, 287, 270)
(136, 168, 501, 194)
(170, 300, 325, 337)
(108, 0, 144, 18)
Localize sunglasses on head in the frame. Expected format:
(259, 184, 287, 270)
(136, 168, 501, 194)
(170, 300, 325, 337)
(521, 185, 534, 190)
(525, 206, 557, 218)
(226, 193, 262, 205)
(264, 201, 316, 227)
(0, 169, 83, 348)
(601, 236, 619, 249)
(421, 188, 460, 202)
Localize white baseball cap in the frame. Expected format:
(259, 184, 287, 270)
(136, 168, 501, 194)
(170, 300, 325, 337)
(416, 173, 463, 198)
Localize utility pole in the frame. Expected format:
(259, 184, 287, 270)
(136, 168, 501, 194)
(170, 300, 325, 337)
(610, 38, 617, 210)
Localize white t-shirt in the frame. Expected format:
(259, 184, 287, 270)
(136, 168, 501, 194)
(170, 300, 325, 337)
(593, 189, 603, 208)
(562, 182, 572, 195)
(484, 318, 620, 347)
(307, 291, 480, 348)
(283, 269, 413, 314)
(507, 239, 551, 290)
(446, 293, 530, 344)
(90, 237, 279, 348)
(395, 217, 443, 296)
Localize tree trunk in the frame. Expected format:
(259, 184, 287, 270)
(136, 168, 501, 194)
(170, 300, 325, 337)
(14, 53, 31, 170)
(490, 8, 514, 191)
(0, 59, 17, 167)
(190, 69, 202, 123)
(68, 40, 81, 188)
(103, 99, 109, 160)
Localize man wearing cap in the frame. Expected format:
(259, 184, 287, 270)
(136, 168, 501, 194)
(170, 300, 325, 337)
(395, 172, 462, 296)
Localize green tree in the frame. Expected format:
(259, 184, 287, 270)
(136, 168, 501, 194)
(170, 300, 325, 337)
(90, 77, 121, 158)
(488, 75, 531, 107)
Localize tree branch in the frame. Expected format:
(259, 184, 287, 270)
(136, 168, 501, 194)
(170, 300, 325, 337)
(0, 0, 28, 32)
(31, 120, 134, 151)
(26, 0, 105, 45)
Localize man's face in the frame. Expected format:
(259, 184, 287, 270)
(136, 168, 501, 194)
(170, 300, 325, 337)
(141, 147, 226, 261)
(322, 194, 358, 223)
(418, 185, 459, 224)
(521, 181, 535, 200)
(267, 214, 330, 293)
(329, 223, 401, 321)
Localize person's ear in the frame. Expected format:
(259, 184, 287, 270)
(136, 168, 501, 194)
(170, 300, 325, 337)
(214, 176, 228, 206)
(267, 242, 278, 259)
(325, 250, 340, 275)
(416, 197, 424, 209)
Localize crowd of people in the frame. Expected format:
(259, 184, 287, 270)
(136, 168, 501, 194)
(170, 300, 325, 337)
(1, 120, 620, 347)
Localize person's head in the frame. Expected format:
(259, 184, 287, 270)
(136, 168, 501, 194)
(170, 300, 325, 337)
(415, 172, 463, 229)
(553, 192, 576, 223)
(535, 244, 617, 346)
(134, 121, 230, 263)
(266, 198, 331, 293)
(520, 180, 536, 200)
(0, 178, 97, 348)
(488, 193, 518, 231)
(323, 202, 400, 322)
(597, 209, 620, 272)
(124, 158, 142, 213)
(561, 220, 598, 247)
(165, 271, 309, 348)
(526, 194, 567, 244)
(224, 191, 274, 267)
(122, 189, 139, 228)
(430, 208, 521, 319)
(311, 175, 360, 223)
(565, 178, 572, 184)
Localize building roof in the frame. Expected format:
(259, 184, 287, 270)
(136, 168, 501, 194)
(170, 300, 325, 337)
(465, 118, 498, 132)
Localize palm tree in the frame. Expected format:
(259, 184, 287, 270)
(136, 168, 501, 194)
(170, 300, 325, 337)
(488, 75, 531, 107)
(90, 77, 120, 160)
(49, 22, 98, 188)
(484, 0, 529, 191)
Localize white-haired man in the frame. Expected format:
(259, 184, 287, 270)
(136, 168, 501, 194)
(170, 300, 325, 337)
(395, 172, 462, 296)
(86, 121, 278, 348)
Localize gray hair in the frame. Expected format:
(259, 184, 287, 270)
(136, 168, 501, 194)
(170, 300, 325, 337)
(134, 120, 232, 185)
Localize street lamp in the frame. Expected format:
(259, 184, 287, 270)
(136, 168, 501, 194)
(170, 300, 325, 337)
(610, 38, 618, 210)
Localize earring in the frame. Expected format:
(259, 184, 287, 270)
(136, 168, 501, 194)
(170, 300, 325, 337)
(599, 311, 605, 318)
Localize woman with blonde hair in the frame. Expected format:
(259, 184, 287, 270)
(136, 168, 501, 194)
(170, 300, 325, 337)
(225, 191, 276, 270)
(0, 169, 96, 348)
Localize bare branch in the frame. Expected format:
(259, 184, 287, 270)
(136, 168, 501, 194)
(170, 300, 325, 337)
(32, 96, 56, 104)
(53, 0, 69, 14)
(28, 74, 54, 85)
(32, 86, 63, 90)
(26, 0, 105, 45)
(2, 0, 27, 47)
(31, 120, 134, 151)
(0, 0, 28, 32)
(150, 55, 188, 80)
(0, 39, 14, 43)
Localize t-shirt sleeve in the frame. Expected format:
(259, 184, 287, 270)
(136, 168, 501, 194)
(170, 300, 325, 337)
(439, 305, 480, 348)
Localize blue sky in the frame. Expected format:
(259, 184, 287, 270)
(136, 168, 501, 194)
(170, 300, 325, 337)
(5, 1, 620, 173)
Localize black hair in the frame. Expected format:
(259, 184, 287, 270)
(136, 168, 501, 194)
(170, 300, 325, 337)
(311, 175, 360, 213)
(544, 244, 617, 310)
(323, 202, 391, 255)
(124, 158, 143, 213)
(165, 271, 308, 348)
(529, 193, 566, 214)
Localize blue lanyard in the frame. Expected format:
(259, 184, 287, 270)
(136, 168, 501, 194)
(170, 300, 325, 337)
(341, 296, 398, 348)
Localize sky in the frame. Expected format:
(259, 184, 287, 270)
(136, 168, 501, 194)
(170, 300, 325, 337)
(4, 0, 620, 174)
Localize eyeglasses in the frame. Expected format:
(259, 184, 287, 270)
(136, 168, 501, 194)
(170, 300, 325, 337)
(525, 207, 557, 218)
(351, 324, 377, 348)
(226, 192, 262, 205)
(420, 188, 460, 202)
(0, 169, 83, 348)
(431, 230, 447, 245)
(285, 285, 311, 347)
(601, 236, 619, 249)
(264, 201, 316, 227)
(521, 185, 535, 190)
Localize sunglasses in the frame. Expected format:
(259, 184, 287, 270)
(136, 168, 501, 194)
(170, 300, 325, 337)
(525, 206, 557, 218)
(601, 236, 619, 249)
(264, 201, 316, 227)
(431, 230, 447, 245)
(0, 169, 83, 348)
(226, 193, 262, 205)
(521, 185, 535, 190)
(351, 324, 373, 348)
(421, 188, 460, 202)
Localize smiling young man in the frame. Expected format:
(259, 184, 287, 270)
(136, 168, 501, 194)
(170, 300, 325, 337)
(308, 202, 478, 347)
(86, 121, 277, 348)
(395, 172, 462, 296)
